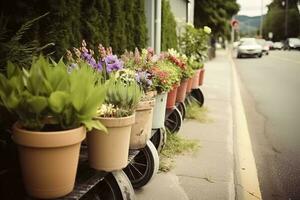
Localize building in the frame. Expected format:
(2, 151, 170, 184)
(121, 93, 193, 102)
(145, 0, 195, 53)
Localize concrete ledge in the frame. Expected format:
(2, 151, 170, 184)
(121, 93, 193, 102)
(229, 52, 262, 200)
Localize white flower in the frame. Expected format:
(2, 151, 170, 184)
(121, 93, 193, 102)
(204, 26, 212, 34)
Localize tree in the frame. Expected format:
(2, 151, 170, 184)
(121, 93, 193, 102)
(81, 0, 101, 48)
(133, 0, 148, 50)
(110, 0, 127, 54)
(95, 0, 111, 47)
(40, 0, 82, 58)
(263, 0, 300, 41)
(161, 0, 178, 51)
(124, 0, 135, 51)
(194, 0, 240, 38)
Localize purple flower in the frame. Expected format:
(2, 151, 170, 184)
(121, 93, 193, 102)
(135, 71, 153, 92)
(105, 55, 123, 73)
(97, 61, 103, 71)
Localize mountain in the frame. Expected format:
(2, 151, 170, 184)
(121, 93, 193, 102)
(235, 15, 264, 35)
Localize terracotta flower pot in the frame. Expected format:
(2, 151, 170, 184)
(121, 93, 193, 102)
(87, 114, 135, 172)
(176, 79, 188, 103)
(192, 69, 201, 89)
(186, 77, 193, 94)
(12, 123, 86, 199)
(198, 68, 205, 86)
(130, 99, 155, 149)
(152, 92, 167, 129)
(166, 85, 178, 109)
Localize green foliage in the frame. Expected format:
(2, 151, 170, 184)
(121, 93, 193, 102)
(0, 0, 148, 59)
(0, 56, 107, 131)
(179, 25, 210, 67)
(95, 0, 111, 47)
(103, 77, 142, 117)
(194, 0, 239, 38)
(161, 0, 178, 51)
(159, 130, 200, 172)
(41, 0, 82, 59)
(0, 13, 53, 70)
(124, 0, 136, 51)
(151, 60, 181, 93)
(81, 0, 102, 48)
(134, 0, 148, 49)
(110, 0, 127, 55)
(186, 102, 212, 123)
(263, 0, 300, 40)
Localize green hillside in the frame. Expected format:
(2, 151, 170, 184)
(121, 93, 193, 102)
(235, 15, 264, 35)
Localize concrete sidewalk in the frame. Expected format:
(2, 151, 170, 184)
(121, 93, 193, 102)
(135, 50, 260, 200)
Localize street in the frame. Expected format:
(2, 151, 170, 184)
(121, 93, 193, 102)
(233, 50, 300, 200)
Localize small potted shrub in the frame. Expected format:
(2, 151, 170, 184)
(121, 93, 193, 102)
(157, 53, 181, 109)
(167, 49, 194, 102)
(122, 49, 156, 149)
(0, 56, 107, 199)
(88, 77, 142, 171)
(179, 25, 211, 89)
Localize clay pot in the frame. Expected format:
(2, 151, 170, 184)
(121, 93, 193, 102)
(186, 78, 193, 94)
(130, 99, 155, 149)
(198, 68, 205, 86)
(152, 92, 167, 129)
(166, 85, 178, 109)
(12, 124, 86, 199)
(176, 79, 188, 103)
(87, 114, 135, 172)
(191, 69, 201, 89)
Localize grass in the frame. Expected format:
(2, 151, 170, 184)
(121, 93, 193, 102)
(186, 102, 212, 123)
(159, 130, 200, 172)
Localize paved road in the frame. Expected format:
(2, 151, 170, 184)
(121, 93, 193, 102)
(233, 50, 300, 200)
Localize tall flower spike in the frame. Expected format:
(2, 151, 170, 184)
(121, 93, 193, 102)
(82, 40, 87, 47)
(134, 48, 140, 63)
(98, 44, 106, 60)
(66, 50, 74, 62)
(107, 47, 113, 55)
(73, 47, 81, 59)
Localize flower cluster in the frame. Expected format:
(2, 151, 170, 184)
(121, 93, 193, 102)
(135, 71, 153, 93)
(66, 40, 123, 78)
(115, 69, 136, 85)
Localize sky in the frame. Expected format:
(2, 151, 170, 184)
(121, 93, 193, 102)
(237, 0, 273, 16)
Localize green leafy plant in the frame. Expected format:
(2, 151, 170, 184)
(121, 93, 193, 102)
(0, 55, 107, 131)
(150, 59, 181, 93)
(0, 13, 53, 71)
(98, 77, 142, 118)
(179, 24, 210, 69)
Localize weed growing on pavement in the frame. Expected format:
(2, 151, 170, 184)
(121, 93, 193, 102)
(159, 130, 200, 172)
(186, 102, 212, 123)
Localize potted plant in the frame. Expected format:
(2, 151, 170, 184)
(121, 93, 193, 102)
(149, 61, 174, 129)
(178, 25, 211, 89)
(122, 49, 156, 149)
(0, 56, 107, 199)
(158, 53, 181, 109)
(87, 76, 142, 171)
(167, 49, 193, 102)
(199, 64, 205, 86)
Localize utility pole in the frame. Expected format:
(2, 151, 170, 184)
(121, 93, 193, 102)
(285, 0, 289, 38)
(260, 0, 264, 38)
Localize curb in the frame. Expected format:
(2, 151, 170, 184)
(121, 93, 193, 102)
(229, 51, 262, 200)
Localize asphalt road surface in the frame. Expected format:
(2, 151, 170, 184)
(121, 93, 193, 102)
(233, 50, 300, 200)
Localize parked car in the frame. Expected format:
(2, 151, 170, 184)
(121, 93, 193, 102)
(256, 39, 270, 55)
(283, 38, 300, 50)
(273, 42, 284, 50)
(237, 38, 263, 58)
(266, 41, 274, 50)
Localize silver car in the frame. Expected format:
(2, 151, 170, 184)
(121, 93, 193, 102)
(237, 38, 263, 58)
